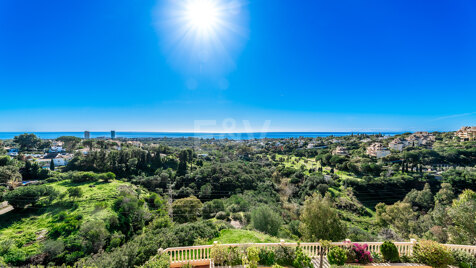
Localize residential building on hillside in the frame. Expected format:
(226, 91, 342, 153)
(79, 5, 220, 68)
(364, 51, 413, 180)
(333, 146, 349, 156)
(456, 126, 476, 141)
(388, 138, 409, 151)
(366, 143, 390, 158)
(49, 146, 65, 153)
(407, 132, 435, 148)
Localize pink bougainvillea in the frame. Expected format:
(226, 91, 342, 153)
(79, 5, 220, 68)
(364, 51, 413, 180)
(352, 243, 373, 264)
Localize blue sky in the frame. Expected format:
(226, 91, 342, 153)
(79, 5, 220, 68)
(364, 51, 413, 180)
(0, 0, 475, 132)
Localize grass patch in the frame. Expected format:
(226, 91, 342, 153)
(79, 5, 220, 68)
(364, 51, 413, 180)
(210, 229, 281, 244)
(0, 180, 129, 258)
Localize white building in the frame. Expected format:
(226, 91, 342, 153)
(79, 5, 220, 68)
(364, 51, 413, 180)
(333, 146, 349, 156)
(366, 143, 390, 158)
(388, 138, 408, 151)
(49, 146, 65, 153)
(456, 126, 476, 141)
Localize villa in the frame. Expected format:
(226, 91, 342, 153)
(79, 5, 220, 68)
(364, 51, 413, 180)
(366, 143, 390, 158)
(333, 146, 349, 156)
(388, 138, 408, 151)
(456, 126, 476, 141)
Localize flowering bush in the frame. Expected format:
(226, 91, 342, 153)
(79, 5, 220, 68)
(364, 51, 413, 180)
(351, 243, 373, 264)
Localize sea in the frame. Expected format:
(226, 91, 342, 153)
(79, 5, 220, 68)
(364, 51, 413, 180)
(0, 132, 402, 140)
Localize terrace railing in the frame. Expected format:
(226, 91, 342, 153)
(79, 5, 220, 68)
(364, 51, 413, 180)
(162, 240, 476, 267)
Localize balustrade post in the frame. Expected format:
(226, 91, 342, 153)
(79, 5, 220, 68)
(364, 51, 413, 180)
(410, 239, 417, 256)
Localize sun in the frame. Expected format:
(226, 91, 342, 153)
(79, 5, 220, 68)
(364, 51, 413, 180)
(185, 0, 221, 33)
(157, 0, 248, 75)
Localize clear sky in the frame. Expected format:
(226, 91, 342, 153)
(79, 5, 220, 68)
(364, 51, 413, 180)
(0, 0, 475, 132)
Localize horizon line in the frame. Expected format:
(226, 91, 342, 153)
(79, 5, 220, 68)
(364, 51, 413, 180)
(0, 130, 449, 134)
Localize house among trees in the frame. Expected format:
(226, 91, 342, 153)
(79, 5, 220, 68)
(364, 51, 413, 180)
(388, 138, 408, 151)
(407, 132, 435, 148)
(36, 153, 73, 168)
(389, 132, 435, 151)
(366, 143, 390, 158)
(455, 126, 476, 141)
(333, 146, 349, 156)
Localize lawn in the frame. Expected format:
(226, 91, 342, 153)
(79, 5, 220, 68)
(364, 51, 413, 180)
(210, 229, 282, 244)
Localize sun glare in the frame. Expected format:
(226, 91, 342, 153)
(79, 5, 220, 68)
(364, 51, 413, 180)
(185, 0, 220, 32)
(158, 0, 248, 75)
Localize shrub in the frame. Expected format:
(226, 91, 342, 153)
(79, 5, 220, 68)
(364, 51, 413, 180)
(399, 254, 416, 263)
(413, 240, 454, 268)
(210, 244, 227, 266)
(2, 244, 27, 266)
(181, 262, 193, 268)
(172, 196, 203, 223)
(272, 265, 285, 268)
(4, 185, 58, 208)
(452, 250, 476, 268)
(215, 211, 227, 220)
(274, 246, 296, 266)
(259, 248, 275, 266)
(328, 246, 347, 265)
(97, 172, 116, 182)
(380, 241, 399, 262)
(251, 206, 282, 236)
(371, 252, 383, 263)
(243, 247, 260, 268)
(293, 246, 311, 268)
(68, 171, 101, 183)
(351, 243, 372, 264)
(78, 221, 110, 254)
(43, 239, 65, 259)
(141, 253, 170, 268)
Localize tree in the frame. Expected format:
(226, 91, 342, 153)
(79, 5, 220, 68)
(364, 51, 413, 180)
(113, 191, 151, 237)
(0, 165, 22, 184)
(434, 183, 454, 205)
(50, 160, 55, 171)
(299, 193, 346, 241)
(67, 187, 83, 200)
(4, 185, 57, 209)
(251, 206, 282, 236)
(56, 136, 81, 152)
(177, 150, 190, 176)
(199, 183, 212, 199)
(83, 140, 94, 151)
(98, 172, 115, 182)
(403, 183, 433, 211)
(172, 196, 203, 223)
(13, 133, 42, 151)
(447, 190, 476, 245)
(78, 221, 110, 254)
(376, 201, 418, 239)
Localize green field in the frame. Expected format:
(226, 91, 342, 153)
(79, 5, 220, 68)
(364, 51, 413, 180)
(0, 180, 129, 257)
(210, 229, 282, 244)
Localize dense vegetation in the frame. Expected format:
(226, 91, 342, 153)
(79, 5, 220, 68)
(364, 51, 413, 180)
(0, 132, 475, 267)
